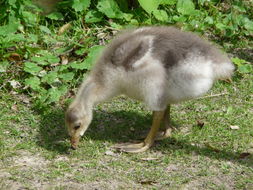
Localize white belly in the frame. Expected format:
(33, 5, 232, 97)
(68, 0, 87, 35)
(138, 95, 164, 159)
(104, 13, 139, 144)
(166, 56, 214, 103)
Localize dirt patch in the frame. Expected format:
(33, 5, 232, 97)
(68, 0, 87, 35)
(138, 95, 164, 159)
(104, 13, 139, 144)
(182, 175, 234, 190)
(13, 150, 49, 168)
(0, 181, 24, 190)
(0, 150, 50, 189)
(44, 180, 143, 190)
(1, 150, 145, 190)
(54, 155, 70, 162)
(0, 170, 11, 179)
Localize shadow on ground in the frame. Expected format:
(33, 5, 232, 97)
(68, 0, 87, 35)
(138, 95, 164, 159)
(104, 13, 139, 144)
(36, 107, 69, 154)
(36, 107, 151, 155)
(36, 107, 252, 167)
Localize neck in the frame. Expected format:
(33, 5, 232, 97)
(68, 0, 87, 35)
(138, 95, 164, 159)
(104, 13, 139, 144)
(73, 79, 107, 115)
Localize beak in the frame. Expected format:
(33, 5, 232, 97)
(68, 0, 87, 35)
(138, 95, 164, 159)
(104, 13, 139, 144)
(70, 135, 80, 149)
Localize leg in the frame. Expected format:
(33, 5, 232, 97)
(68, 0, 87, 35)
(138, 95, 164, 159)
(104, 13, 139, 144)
(155, 105, 173, 140)
(113, 111, 165, 153)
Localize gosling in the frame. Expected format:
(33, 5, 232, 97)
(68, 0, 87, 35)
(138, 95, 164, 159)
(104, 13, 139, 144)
(65, 26, 234, 153)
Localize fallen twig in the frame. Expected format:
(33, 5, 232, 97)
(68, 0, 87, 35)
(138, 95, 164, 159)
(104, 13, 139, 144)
(197, 92, 228, 99)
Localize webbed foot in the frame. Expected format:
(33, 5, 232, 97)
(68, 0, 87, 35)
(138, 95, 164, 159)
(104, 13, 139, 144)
(113, 111, 165, 153)
(113, 141, 152, 153)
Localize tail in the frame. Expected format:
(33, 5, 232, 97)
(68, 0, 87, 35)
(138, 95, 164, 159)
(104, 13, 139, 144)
(213, 61, 235, 80)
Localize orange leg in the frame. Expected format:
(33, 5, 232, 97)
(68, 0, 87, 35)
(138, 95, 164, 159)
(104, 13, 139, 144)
(155, 105, 173, 140)
(113, 111, 165, 153)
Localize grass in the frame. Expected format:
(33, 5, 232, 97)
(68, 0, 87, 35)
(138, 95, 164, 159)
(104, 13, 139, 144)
(0, 70, 252, 189)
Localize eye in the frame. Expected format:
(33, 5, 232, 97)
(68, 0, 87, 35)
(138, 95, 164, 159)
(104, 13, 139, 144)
(74, 125, 80, 130)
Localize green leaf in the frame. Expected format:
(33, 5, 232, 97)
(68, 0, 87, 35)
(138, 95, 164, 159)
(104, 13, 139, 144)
(39, 26, 51, 34)
(37, 50, 50, 55)
(31, 54, 59, 65)
(24, 62, 43, 75)
(242, 17, 253, 31)
(47, 88, 61, 103)
(72, 0, 91, 12)
(97, 0, 123, 19)
(89, 45, 105, 57)
(27, 34, 38, 43)
(83, 45, 105, 69)
(75, 48, 88, 56)
(6, 34, 25, 42)
(8, 0, 17, 6)
(0, 23, 20, 36)
(22, 11, 37, 24)
(231, 57, 246, 66)
(205, 16, 213, 24)
(70, 61, 86, 70)
(109, 22, 124, 29)
(130, 19, 139, 25)
(46, 12, 64, 20)
(122, 13, 133, 21)
(44, 54, 60, 64)
(232, 57, 252, 74)
(70, 45, 104, 70)
(137, 0, 160, 14)
(153, 10, 168, 22)
(31, 56, 44, 62)
(238, 64, 252, 74)
(85, 10, 103, 23)
(215, 22, 227, 30)
(55, 46, 73, 55)
(59, 72, 75, 82)
(71, 59, 94, 70)
(41, 71, 58, 84)
(177, 0, 195, 15)
(25, 76, 41, 90)
(232, 5, 246, 13)
(58, 64, 70, 72)
(47, 86, 68, 103)
(31, 56, 49, 65)
(173, 15, 187, 22)
(160, 0, 177, 5)
(37, 88, 49, 103)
